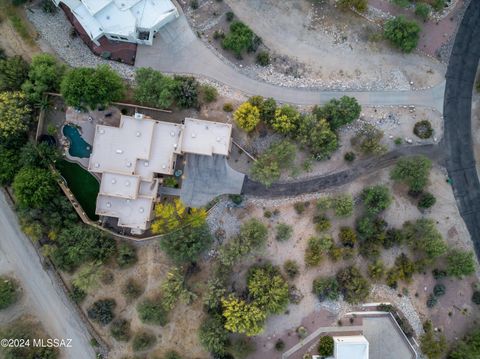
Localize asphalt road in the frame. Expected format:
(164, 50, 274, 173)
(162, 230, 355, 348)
(443, 0, 480, 258)
(0, 191, 96, 359)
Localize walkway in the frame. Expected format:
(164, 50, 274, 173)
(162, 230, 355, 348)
(0, 191, 96, 359)
(135, 14, 445, 112)
(443, 0, 480, 258)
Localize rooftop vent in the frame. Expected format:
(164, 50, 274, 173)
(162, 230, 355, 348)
(106, 202, 111, 208)
(162, 164, 166, 169)
(134, 113, 143, 120)
(116, 149, 124, 154)
(170, 131, 175, 137)
(139, 207, 144, 213)
(99, 129, 105, 134)
(111, 179, 117, 184)
(191, 133, 196, 138)
(136, 131, 141, 137)
(126, 162, 132, 167)
(94, 163, 100, 168)
(125, 180, 130, 187)
(216, 137, 221, 142)
(144, 161, 149, 167)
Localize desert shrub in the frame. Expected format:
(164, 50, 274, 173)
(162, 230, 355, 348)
(432, 0, 445, 11)
(275, 339, 285, 351)
(314, 214, 331, 232)
(312, 277, 339, 301)
(296, 326, 308, 339)
(283, 260, 300, 279)
(234, 102, 260, 132)
(351, 123, 386, 155)
(413, 120, 433, 139)
(296, 114, 338, 160)
(368, 260, 386, 281)
(116, 243, 137, 268)
(132, 330, 157, 352)
(338, 0, 368, 12)
(159, 223, 212, 263)
(418, 192, 436, 209)
(344, 151, 356, 162)
(0, 276, 18, 310)
(391, 155, 432, 191)
(137, 299, 169, 326)
(393, 253, 416, 282)
(172, 75, 199, 108)
(69, 284, 86, 304)
(200, 84, 218, 103)
(361, 185, 392, 215)
(318, 335, 334, 356)
(472, 291, 480, 305)
(110, 318, 130, 342)
(332, 194, 354, 217)
(433, 284, 446, 297)
(294, 201, 306, 214)
(339, 227, 357, 248)
(199, 314, 229, 354)
(229, 337, 256, 359)
(420, 321, 446, 358)
(403, 219, 447, 260)
(336, 266, 371, 304)
(190, 0, 198, 9)
(275, 223, 293, 241)
(384, 228, 404, 249)
(251, 140, 296, 187)
(221, 295, 266, 336)
(122, 278, 144, 301)
(222, 22, 261, 57)
(161, 267, 197, 310)
(271, 105, 301, 135)
(446, 249, 476, 277)
(247, 264, 289, 314)
(415, 3, 431, 21)
(426, 294, 438, 308)
(384, 16, 421, 53)
(313, 96, 361, 131)
(226, 11, 234, 21)
(305, 236, 333, 266)
(165, 351, 182, 359)
(448, 328, 480, 359)
(87, 299, 116, 325)
(256, 51, 270, 66)
(432, 269, 447, 280)
(223, 102, 233, 112)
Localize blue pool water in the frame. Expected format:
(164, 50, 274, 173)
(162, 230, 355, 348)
(63, 125, 92, 158)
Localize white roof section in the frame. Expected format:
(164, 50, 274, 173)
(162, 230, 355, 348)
(131, 0, 178, 29)
(82, 0, 111, 14)
(96, 194, 154, 230)
(181, 118, 232, 156)
(71, 1, 104, 40)
(100, 172, 141, 199)
(334, 336, 369, 359)
(139, 180, 159, 199)
(95, 2, 137, 37)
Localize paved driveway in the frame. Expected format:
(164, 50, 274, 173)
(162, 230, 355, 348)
(136, 14, 445, 112)
(362, 316, 414, 359)
(180, 154, 245, 207)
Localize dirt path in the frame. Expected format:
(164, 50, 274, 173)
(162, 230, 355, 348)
(0, 191, 96, 359)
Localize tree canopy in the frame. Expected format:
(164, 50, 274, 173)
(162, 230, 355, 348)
(448, 328, 480, 359)
(247, 264, 289, 314)
(151, 199, 206, 234)
(60, 65, 124, 110)
(313, 96, 361, 131)
(384, 16, 421, 53)
(234, 102, 260, 132)
(297, 114, 338, 160)
(403, 219, 447, 259)
(446, 249, 476, 278)
(391, 155, 432, 192)
(0, 55, 29, 91)
(251, 140, 296, 187)
(336, 266, 371, 304)
(134, 67, 175, 108)
(0, 91, 31, 143)
(12, 166, 57, 209)
(361, 185, 392, 215)
(221, 295, 266, 336)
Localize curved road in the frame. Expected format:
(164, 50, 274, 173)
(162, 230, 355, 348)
(443, 0, 480, 257)
(136, 13, 445, 112)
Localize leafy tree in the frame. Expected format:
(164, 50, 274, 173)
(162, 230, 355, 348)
(0, 276, 18, 310)
(391, 155, 432, 192)
(259, 97, 277, 124)
(351, 123, 386, 155)
(247, 264, 289, 314)
(69, 284, 86, 304)
(305, 236, 333, 266)
(271, 105, 300, 134)
(19, 141, 60, 169)
(222, 22, 261, 57)
(283, 260, 299, 279)
(384, 16, 421, 53)
(151, 199, 206, 234)
(161, 267, 197, 310)
(314, 214, 331, 232)
(110, 318, 131, 341)
(449, 328, 480, 359)
(22, 54, 65, 104)
(446, 249, 476, 277)
(251, 140, 296, 187)
(318, 336, 334, 356)
(87, 299, 116, 325)
(12, 167, 57, 209)
(313, 96, 361, 131)
(0, 145, 20, 185)
(415, 3, 431, 21)
(199, 314, 229, 354)
(384, 228, 404, 249)
(0, 91, 31, 143)
(203, 277, 227, 311)
(221, 295, 266, 336)
(115, 243, 137, 268)
(172, 75, 199, 108)
(332, 194, 354, 217)
(72, 262, 103, 292)
(393, 253, 416, 283)
(403, 219, 447, 259)
(275, 223, 293, 241)
(60, 65, 124, 110)
(312, 277, 339, 301)
(338, 0, 368, 12)
(336, 266, 371, 304)
(0, 55, 29, 91)
(160, 223, 212, 263)
(368, 260, 386, 280)
(297, 114, 338, 160)
(132, 330, 156, 352)
(137, 298, 169, 326)
(433, 283, 446, 297)
(420, 321, 447, 359)
(233, 102, 260, 132)
(361, 185, 392, 215)
(134, 67, 175, 108)
(339, 227, 357, 248)
(418, 192, 436, 209)
(51, 225, 116, 271)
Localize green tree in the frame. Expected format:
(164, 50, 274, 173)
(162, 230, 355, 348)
(275, 223, 293, 241)
(251, 140, 296, 187)
(161, 267, 197, 310)
(0, 145, 20, 185)
(159, 224, 212, 263)
(336, 266, 371, 304)
(221, 295, 266, 336)
(222, 22, 260, 57)
(391, 155, 432, 192)
(361, 185, 392, 215)
(305, 236, 333, 267)
(403, 219, 446, 259)
(312, 277, 339, 301)
(247, 264, 289, 314)
(332, 194, 354, 217)
(271, 105, 301, 134)
(71, 262, 103, 292)
(132, 330, 156, 352)
(259, 97, 277, 124)
(199, 314, 229, 354)
(137, 298, 169, 326)
(0, 276, 18, 310)
(420, 321, 447, 359)
(283, 260, 299, 279)
(0, 55, 29, 91)
(110, 318, 131, 342)
(134, 67, 175, 108)
(0, 91, 31, 143)
(87, 299, 116, 325)
(12, 167, 57, 209)
(60, 65, 124, 110)
(172, 75, 199, 109)
(384, 16, 421, 53)
(415, 3, 431, 21)
(234, 102, 260, 132)
(22, 54, 65, 104)
(297, 114, 338, 160)
(449, 328, 480, 359)
(318, 336, 334, 356)
(446, 249, 476, 278)
(351, 123, 386, 155)
(339, 227, 357, 248)
(19, 142, 60, 169)
(116, 243, 137, 268)
(368, 260, 385, 280)
(418, 192, 436, 209)
(313, 96, 361, 131)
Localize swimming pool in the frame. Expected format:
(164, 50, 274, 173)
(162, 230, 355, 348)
(63, 124, 92, 158)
